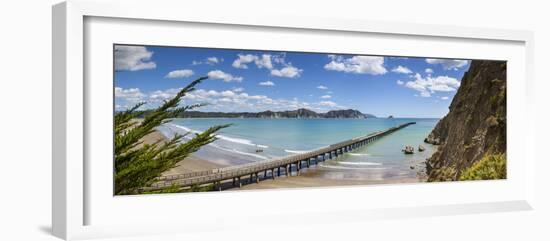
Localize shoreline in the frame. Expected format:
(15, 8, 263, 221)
(141, 129, 228, 176)
(144, 126, 428, 190)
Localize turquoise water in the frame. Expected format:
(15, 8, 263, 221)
(157, 118, 439, 180)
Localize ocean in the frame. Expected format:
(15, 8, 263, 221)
(157, 118, 439, 181)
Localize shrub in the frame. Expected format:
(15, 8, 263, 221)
(114, 77, 229, 195)
(428, 167, 456, 182)
(459, 154, 506, 181)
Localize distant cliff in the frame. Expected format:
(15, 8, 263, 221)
(425, 60, 507, 181)
(174, 108, 376, 119)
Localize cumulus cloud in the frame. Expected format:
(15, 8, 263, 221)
(207, 70, 243, 82)
(232, 87, 244, 92)
(114, 87, 147, 110)
(403, 73, 460, 97)
(232, 53, 302, 78)
(441, 96, 449, 100)
(115, 87, 146, 101)
(425, 68, 434, 74)
(425, 58, 469, 70)
(396, 80, 405, 85)
(391, 65, 413, 74)
(320, 95, 332, 99)
(324, 55, 387, 75)
(232, 54, 257, 69)
(116, 86, 346, 113)
(259, 81, 275, 86)
(114, 45, 156, 71)
(232, 54, 273, 69)
(165, 69, 194, 78)
(270, 66, 302, 78)
(256, 54, 273, 69)
(317, 85, 328, 90)
(149, 88, 180, 100)
(319, 101, 338, 107)
(207, 57, 220, 64)
(193, 57, 222, 65)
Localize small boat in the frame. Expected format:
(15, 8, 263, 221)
(255, 145, 264, 153)
(402, 145, 414, 154)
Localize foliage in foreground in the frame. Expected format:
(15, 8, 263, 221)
(114, 77, 229, 195)
(459, 154, 506, 181)
(428, 154, 507, 182)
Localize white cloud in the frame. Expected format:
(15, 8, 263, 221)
(259, 81, 275, 86)
(232, 87, 244, 92)
(232, 53, 301, 78)
(324, 55, 387, 75)
(425, 68, 434, 74)
(114, 45, 156, 71)
(193, 56, 222, 65)
(165, 69, 194, 78)
(207, 70, 243, 82)
(441, 96, 449, 100)
(207, 57, 220, 64)
(232, 54, 257, 69)
(115, 85, 347, 112)
(319, 101, 338, 107)
(391, 65, 413, 74)
(419, 91, 431, 97)
(320, 95, 332, 99)
(232, 54, 273, 69)
(426, 59, 469, 70)
(114, 87, 146, 109)
(115, 87, 145, 100)
(270, 66, 302, 78)
(149, 88, 180, 100)
(317, 85, 328, 90)
(403, 73, 460, 97)
(396, 80, 405, 85)
(256, 54, 273, 69)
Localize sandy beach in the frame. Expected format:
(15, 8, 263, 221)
(140, 129, 228, 176)
(232, 165, 423, 191)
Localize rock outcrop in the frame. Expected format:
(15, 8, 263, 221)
(425, 60, 507, 181)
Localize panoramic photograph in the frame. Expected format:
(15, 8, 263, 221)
(113, 44, 507, 195)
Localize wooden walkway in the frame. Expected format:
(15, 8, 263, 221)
(148, 122, 416, 191)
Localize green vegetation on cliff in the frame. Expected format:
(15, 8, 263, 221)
(460, 154, 506, 181)
(427, 154, 506, 182)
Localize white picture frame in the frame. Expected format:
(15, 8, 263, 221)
(52, 0, 535, 240)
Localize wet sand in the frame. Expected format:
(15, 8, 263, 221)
(235, 166, 422, 191)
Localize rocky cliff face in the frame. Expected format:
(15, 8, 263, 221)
(324, 109, 370, 118)
(425, 60, 507, 181)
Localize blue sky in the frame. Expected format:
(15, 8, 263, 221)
(114, 45, 470, 118)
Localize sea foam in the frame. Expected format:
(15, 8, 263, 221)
(170, 124, 268, 148)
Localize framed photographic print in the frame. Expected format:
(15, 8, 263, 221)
(53, 0, 535, 240)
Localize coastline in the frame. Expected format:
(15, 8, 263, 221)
(140, 129, 228, 176)
(137, 118, 431, 190)
(146, 124, 428, 190)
